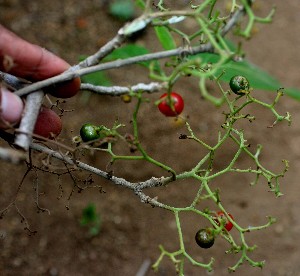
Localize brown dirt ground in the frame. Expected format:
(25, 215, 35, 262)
(1, 1, 300, 275)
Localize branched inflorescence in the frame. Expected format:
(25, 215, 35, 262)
(150, 85, 289, 273)
(0, 0, 290, 274)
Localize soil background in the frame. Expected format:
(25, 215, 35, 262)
(1, 1, 300, 275)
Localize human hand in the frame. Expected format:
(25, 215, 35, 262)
(0, 24, 80, 137)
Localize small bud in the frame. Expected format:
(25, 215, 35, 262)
(121, 94, 132, 103)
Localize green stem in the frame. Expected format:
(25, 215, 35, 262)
(132, 94, 176, 175)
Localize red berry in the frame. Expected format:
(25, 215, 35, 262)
(158, 92, 184, 117)
(46, 77, 81, 98)
(34, 106, 62, 139)
(215, 211, 234, 232)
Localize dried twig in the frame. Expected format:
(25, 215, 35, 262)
(0, 71, 31, 91)
(135, 259, 152, 276)
(0, 147, 26, 164)
(30, 142, 173, 207)
(0, 71, 44, 151)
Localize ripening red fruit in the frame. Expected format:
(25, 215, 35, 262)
(158, 92, 184, 117)
(215, 211, 234, 232)
(34, 106, 62, 139)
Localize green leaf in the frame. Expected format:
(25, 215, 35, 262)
(104, 44, 160, 70)
(282, 87, 300, 101)
(193, 53, 300, 100)
(135, 0, 146, 9)
(81, 71, 111, 86)
(104, 44, 149, 62)
(109, 0, 135, 21)
(219, 59, 300, 100)
(80, 203, 101, 237)
(89, 226, 100, 236)
(222, 39, 237, 52)
(220, 59, 281, 90)
(154, 26, 176, 50)
(78, 55, 111, 86)
(80, 203, 98, 225)
(82, 45, 162, 73)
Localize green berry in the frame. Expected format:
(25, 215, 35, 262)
(229, 75, 250, 95)
(80, 123, 102, 142)
(195, 228, 215, 249)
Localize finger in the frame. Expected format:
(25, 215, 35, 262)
(45, 77, 81, 98)
(0, 25, 68, 79)
(0, 25, 80, 98)
(0, 87, 24, 128)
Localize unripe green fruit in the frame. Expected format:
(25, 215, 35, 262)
(195, 228, 215, 249)
(229, 75, 250, 95)
(80, 124, 102, 142)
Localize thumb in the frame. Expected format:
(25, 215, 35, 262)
(0, 87, 24, 128)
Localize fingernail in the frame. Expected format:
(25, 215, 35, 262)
(0, 87, 24, 125)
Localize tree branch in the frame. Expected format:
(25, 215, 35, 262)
(15, 43, 213, 98)
(75, 33, 125, 69)
(14, 91, 44, 150)
(14, 4, 247, 98)
(29, 142, 173, 207)
(0, 4, 248, 153)
(0, 147, 26, 164)
(80, 82, 165, 96)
